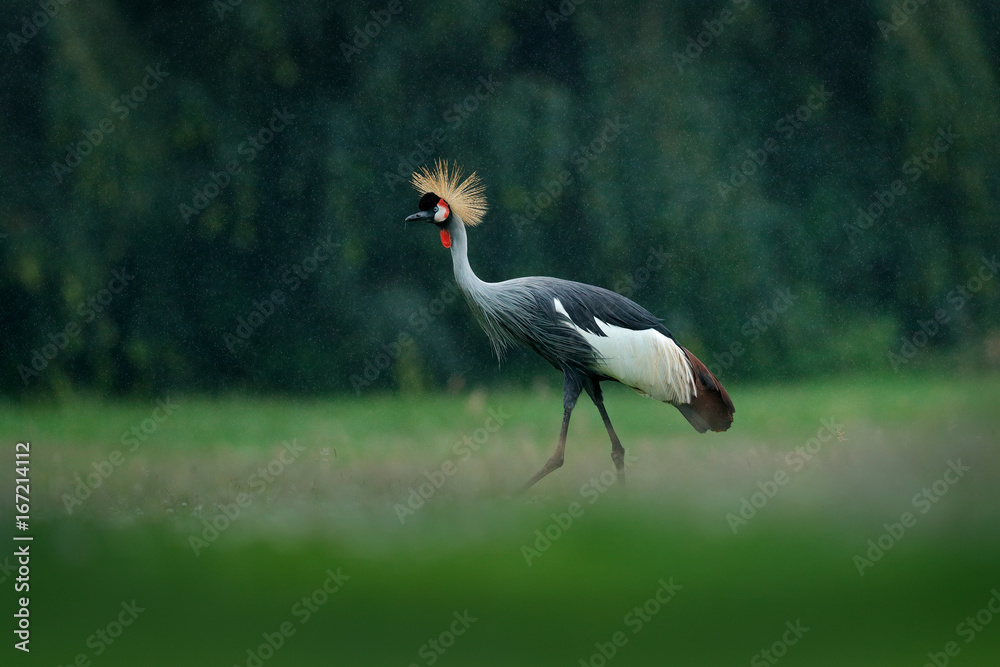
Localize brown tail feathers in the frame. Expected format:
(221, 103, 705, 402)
(675, 348, 735, 433)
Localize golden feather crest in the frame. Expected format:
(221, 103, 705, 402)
(410, 160, 488, 227)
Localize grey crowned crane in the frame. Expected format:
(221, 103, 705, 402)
(404, 161, 734, 490)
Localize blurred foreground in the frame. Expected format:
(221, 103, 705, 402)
(2, 374, 999, 665)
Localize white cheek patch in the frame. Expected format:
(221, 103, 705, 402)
(434, 202, 449, 222)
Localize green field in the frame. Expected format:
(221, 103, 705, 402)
(3, 375, 1000, 666)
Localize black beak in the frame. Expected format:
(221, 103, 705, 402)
(404, 210, 435, 223)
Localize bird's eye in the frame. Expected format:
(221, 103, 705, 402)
(433, 206, 439, 212)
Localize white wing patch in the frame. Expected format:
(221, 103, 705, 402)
(553, 298, 696, 405)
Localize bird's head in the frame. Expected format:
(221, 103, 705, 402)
(404, 160, 487, 248)
(404, 191, 453, 246)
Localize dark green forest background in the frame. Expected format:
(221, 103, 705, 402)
(1, 0, 998, 398)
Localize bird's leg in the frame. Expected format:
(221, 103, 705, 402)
(597, 403, 627, 486)
(521, 405, 572, 491)
(521, 373, 582, 491)
(587, 384, 627, 487)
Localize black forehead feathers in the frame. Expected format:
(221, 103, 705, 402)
(418, 192, 440, 211)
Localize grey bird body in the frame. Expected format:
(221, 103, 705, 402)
(464, 273, 670, 375)
(448, 214, 708, 404)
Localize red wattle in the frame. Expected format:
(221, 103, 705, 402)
(440, 229, 452, 248)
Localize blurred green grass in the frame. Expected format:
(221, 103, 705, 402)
(5, 372, 998, 451)
(3, 374, 1000, 665)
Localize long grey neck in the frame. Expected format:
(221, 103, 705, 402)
(444, 213, 529, 361)
(447, 214, 488, 296)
